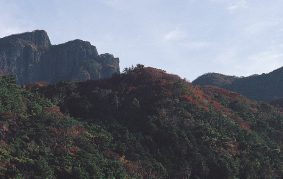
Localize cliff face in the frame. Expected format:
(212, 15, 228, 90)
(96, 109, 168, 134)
(0, 30, 120, 84)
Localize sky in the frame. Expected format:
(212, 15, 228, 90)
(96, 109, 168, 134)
(1, 0, 283, 80)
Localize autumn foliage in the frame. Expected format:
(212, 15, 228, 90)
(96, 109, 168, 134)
(0, 66, 282, 178)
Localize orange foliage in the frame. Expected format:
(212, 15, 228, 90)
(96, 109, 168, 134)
(233, 116, 251, 132)
(66, 125, 85, 137)
(43, 106, 65, 118)
(120, 157, 163, 178)
(0, 112, 15, 120)
(181, 85, 253, 132)
(25, 81, 48, 90)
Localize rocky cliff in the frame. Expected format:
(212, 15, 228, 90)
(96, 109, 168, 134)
(0, 30, 120, 84)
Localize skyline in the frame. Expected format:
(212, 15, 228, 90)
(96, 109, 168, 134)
(1, 0, 283, 80)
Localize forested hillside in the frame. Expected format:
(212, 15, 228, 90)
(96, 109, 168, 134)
(0, 66, 282, 178)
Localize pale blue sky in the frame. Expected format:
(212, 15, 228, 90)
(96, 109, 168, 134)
(1, 0, 283, 80)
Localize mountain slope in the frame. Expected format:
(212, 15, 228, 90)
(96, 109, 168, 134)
(0, 75, 128, 178)
(191, 73, 239, 87)
(35, 65, 282, 178)
(0, 30, 119, 84)
(193, 67, 283, 101)
(271, 98, 283, 111)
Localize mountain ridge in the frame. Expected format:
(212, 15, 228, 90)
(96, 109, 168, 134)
(0, 30, 282, 178)
(193, 66, 283, 101)
(0, 30, 52, 48)
(0, 30, 119, 84)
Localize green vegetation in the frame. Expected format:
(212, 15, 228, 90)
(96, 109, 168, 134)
(0, 76, 128, 178)
(0, 66, 282, 178)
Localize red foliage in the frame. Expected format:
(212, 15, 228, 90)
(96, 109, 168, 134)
(68, 146, 79, 156)
(0, 123, 9, 133)
(205, 86, 240, 99)
(127, 86, 137, 93)
(66, 125, 85, 137)
(181, 85, 254, 132)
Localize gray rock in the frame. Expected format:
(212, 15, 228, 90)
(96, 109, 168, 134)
(0, 30, 120, 84)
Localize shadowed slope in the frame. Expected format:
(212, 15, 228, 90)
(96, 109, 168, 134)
(193, 67, 283, 101)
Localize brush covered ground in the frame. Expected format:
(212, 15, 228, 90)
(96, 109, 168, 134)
(0, 65, 282, 178)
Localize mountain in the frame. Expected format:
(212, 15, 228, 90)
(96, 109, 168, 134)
(0, 30, 119, 85)
(193, 67, 283, 101)
(192, 73, 239, 87)
(1, 65, 282, 178)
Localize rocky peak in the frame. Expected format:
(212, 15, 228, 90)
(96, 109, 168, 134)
(0, 30, 120, 84)
(54, 39, 99, 57)
(99, 53, 118, 63)
(1, 30, 51, 48)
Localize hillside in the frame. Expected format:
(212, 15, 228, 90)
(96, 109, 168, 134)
(0, 30, 119, 85)
(271, 98, 283, 112)
(193, 67, 283, 102)
(0, 65, 281, 178)
(191, 73, 239, 87)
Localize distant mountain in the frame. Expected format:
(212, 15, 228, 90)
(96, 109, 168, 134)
(193, 67, 283, 101)
(192, 73, 239, 87)
(0, 30, 119, 84)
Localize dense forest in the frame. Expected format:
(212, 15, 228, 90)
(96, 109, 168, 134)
(0, 65, 282, 178)
(271, 98, 283, 112)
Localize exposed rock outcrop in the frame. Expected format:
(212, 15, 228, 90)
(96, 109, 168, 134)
(0, 30, 120, 84)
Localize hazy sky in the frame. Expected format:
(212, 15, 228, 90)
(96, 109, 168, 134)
(1, 0, 283, 80)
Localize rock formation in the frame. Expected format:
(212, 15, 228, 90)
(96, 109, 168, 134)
(0, 30, 120, 84)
